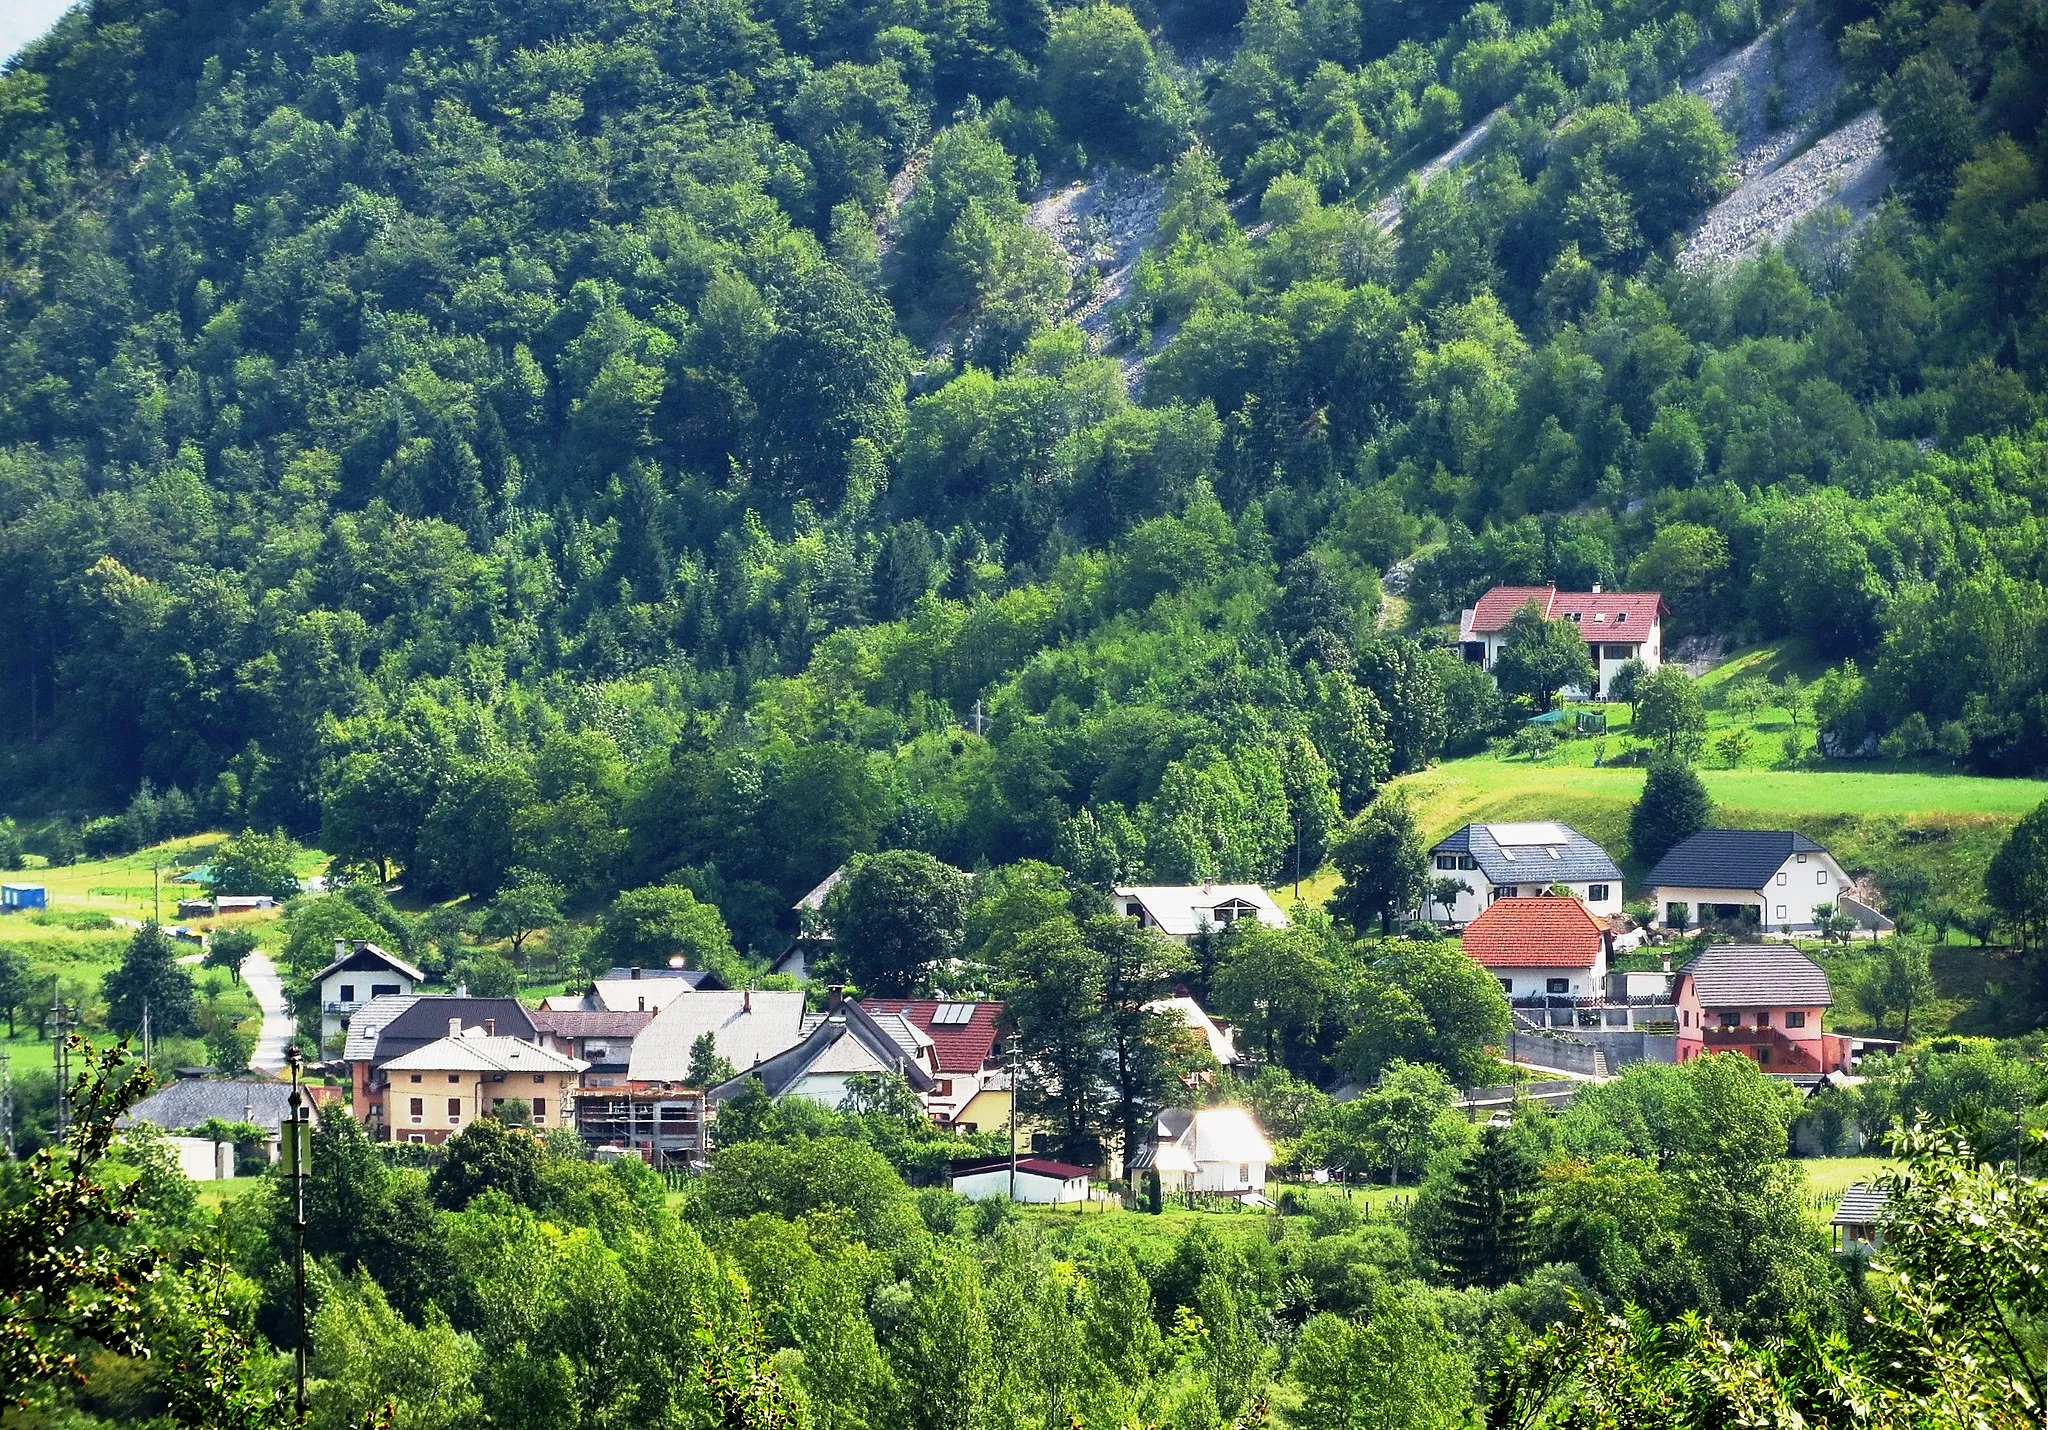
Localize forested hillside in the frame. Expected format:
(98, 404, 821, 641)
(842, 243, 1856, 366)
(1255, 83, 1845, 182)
(2, 0, 2047, 931)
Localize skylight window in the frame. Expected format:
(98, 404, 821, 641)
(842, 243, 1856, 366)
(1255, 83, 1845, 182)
(1616, 612, 1628, 624)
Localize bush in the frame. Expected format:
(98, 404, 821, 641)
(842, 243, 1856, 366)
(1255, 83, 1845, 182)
(81, 817, 133, 860)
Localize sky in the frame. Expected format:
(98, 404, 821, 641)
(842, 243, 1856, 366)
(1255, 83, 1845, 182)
(2, 0, 75, 63)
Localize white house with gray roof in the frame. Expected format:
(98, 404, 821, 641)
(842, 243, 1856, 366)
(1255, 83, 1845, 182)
(626, 989, 813, 1084)
(1426, 823, 1624, 926)
(705, 993, 938, 1108)
(1112, 885, 1289, 943)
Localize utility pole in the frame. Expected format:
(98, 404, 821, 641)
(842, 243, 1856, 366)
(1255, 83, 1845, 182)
(50, 982, 74, 1146)
(152, 861, 161, 927)
(284, 1043, 313, 1419)
(1006, 1034, 1021, 1204)
(0, 1049, 12, 1160)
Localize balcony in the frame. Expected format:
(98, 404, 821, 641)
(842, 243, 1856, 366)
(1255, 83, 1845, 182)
(323, 999, 362, 1016)
(1510, 995, 1677, 1030)
(1701, 1025, 1823, 1073)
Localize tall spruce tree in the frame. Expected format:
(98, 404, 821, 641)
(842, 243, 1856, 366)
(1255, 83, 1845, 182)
(1438, 1125, 1541, 1288)
(1630, 758, 1712, 868)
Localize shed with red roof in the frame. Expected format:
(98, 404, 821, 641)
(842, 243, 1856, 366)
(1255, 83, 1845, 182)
(1460, 896, 1610, 1001)
(1459, 585, 1667, 698)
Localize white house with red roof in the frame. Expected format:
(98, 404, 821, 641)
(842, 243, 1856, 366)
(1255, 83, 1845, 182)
(1459, 895, 1610, 1001)
(858, 998, 1012, 1133)
(1459, 584, 1667, 698)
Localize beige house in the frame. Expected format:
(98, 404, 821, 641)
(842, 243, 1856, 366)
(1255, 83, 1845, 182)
(379, 1022, 587, 1144)
(1458, 585, 1666, 698)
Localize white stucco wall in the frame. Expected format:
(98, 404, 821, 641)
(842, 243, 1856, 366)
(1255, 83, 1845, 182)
(952, 1168, 1089, 1204)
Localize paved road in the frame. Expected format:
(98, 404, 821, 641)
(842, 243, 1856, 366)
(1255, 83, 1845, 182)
(244, 947, 295, 1072)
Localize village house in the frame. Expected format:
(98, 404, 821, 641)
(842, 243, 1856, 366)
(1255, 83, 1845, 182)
(1149, 994, 1244, 1070)
(706, 994, 937, 1109)
(543, 964, 721, 1015)
(1459, 584, 1667, 698)
(625, 988, 813, 1083)
(380, 1021, 587, 1144)
(1126, 1106, 1275, 1198)
(1673, 943, 1849, 1075)
(950, 1155, 1092, 1205)
(120, 1075, 338, 1180)
(1112, 885, 1290, 944)
(1644, 829, 1851, 933)
(345, 995, 539, 1135)
(311, 941, 424, 1045)
(573, 1086, 707, 1167)
(1831, 1182, 1893, 1252)
(859, 998, 1012, 1131)
(1426, 822, 1625, 926)
(1459, 895, 1610, 1002)
(528, 1008, 656, 1089)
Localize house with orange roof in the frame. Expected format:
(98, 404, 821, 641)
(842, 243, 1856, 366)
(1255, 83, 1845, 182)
(858, 997, 1012, 1132)
(1459, 895, 1611, 1003)
(1459, 584, 1667, 698)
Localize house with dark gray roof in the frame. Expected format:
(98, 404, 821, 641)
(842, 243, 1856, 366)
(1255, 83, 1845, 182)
(705, 993, 936, 1108)
(311, 941, 424, 1044)
(346, 996, 539, 1136)
(1644, 830, 1850, 934)
(1831, 1182, 1893, 1251)
(1674, 943, 1843, 1075)
(1427, 823, 1624, 925)
(120, 1076, 342, 1179)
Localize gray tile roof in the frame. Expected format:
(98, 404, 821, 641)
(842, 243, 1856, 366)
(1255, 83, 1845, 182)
(365, 997, 538, 1067)
(121, 1078, 295, 1134)
(1644, 829, 1826, 893)
(707, 1001, 936, 1102)
(627, 990, 810, 1082)
(1678, 943, 1833, 1008)
(1432, 822, 1623, 886)
(1831, 1182, 1892, 1225)
(342, 995, 417, 1062)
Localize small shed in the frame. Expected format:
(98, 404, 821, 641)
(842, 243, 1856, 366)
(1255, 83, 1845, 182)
(951, 1156, 1093, 1205)
(1526, 709, 1607, 734)
(1, 885, 46, 911)
(1831, 1182, 1893, 1252)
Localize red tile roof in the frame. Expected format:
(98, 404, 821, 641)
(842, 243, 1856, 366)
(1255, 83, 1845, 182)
(1467, 585, 1667, 639)
(858, 998, 1005, 1074)
(1461, 897, 1607, 968)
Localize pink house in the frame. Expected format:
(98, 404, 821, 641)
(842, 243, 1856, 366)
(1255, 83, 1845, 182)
(1674, 944, 1848, 1075)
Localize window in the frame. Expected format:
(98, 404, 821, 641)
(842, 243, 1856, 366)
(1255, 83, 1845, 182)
(1436, 855, 1458, 870)
(448, 1074, 460, 1084)
(1720, 1011, 1739, 1029)
(1588, 884, 1610, 902)
(935, 1079, 954, 1096)
(409, 1074, 422, 1084)
(407, 1133, 426, 1145)
(1755, 1011, 1771, 1027)
(409, 1098, 424, 1122)
(1615, 612, 1628, 624)
(371, 983, 400, 997)
(1603, 644, 1633, 659)
(1786, 1011, 1807, 1028)
(1238, 1163, 1250, 1185)
(1567, 611, 1581, 622)
(1458, 855, 1478, 871)
(1497, 886, 1519, 898)
(447, 1098, 462, 1121)
(1776, 905, 1787, 920)
(1817, 870, 1829, 885)
(1776, 872, 1787, 885)
(1758, 1047, 1770, 1065)
(339, 983, 355, 1002)
(532, 1073, 546, 1083)
(533, 1098, 546, 1120)
(1499, 978, 1513, 995)
(492, 1098, 504, 1109)
(1546, 978, 1570, 994)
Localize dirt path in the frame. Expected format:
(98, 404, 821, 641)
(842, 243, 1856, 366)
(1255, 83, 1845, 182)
(243, 947, 296, 1072)
(1369, 107, 1508, 232)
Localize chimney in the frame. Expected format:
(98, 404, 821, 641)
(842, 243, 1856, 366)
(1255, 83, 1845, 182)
(448, 1017, 462, 1037)
(484, 1018, 495, 1036)
(743, 987, 752, 1013)
(827, 984, 845, 1012)
(1661, 955, 1672, 974)
(637, 997, 646, 1012)
(631, 966, 642, 980)
(1591, 582, 1602, 594)
(335, 938, 347, 961)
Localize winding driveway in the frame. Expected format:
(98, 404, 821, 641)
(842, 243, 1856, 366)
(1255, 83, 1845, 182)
(243, 947, 296, 1072)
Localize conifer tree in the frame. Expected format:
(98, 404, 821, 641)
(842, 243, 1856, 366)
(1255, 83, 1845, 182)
(1438, 1125, 1541, 1288)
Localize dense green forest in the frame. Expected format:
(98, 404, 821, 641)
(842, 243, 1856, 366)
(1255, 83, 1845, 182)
(1, 0, 2046, 945)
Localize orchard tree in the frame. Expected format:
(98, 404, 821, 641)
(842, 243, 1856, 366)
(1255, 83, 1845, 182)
(102, 921, 196, 1038)
(823, 850, 971, 997)
(1630, 757, 1712, 867)
(1633, 666, 1707, 761)
(210, 828, 303, 901)
(1336, 941, 1509, 1087)
(1855, 940, 1937, 1042)
(1329, 794, 1427, 935)
(1492, 606, 1596, 709)
(594, 885, 740, 981)
(427, 1118, 544, 1211)
(479, 869, 564, 965)
(202, 927, 257, 985)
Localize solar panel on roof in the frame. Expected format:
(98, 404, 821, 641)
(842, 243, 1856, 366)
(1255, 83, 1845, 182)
(932, 1003, 975, 1026)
